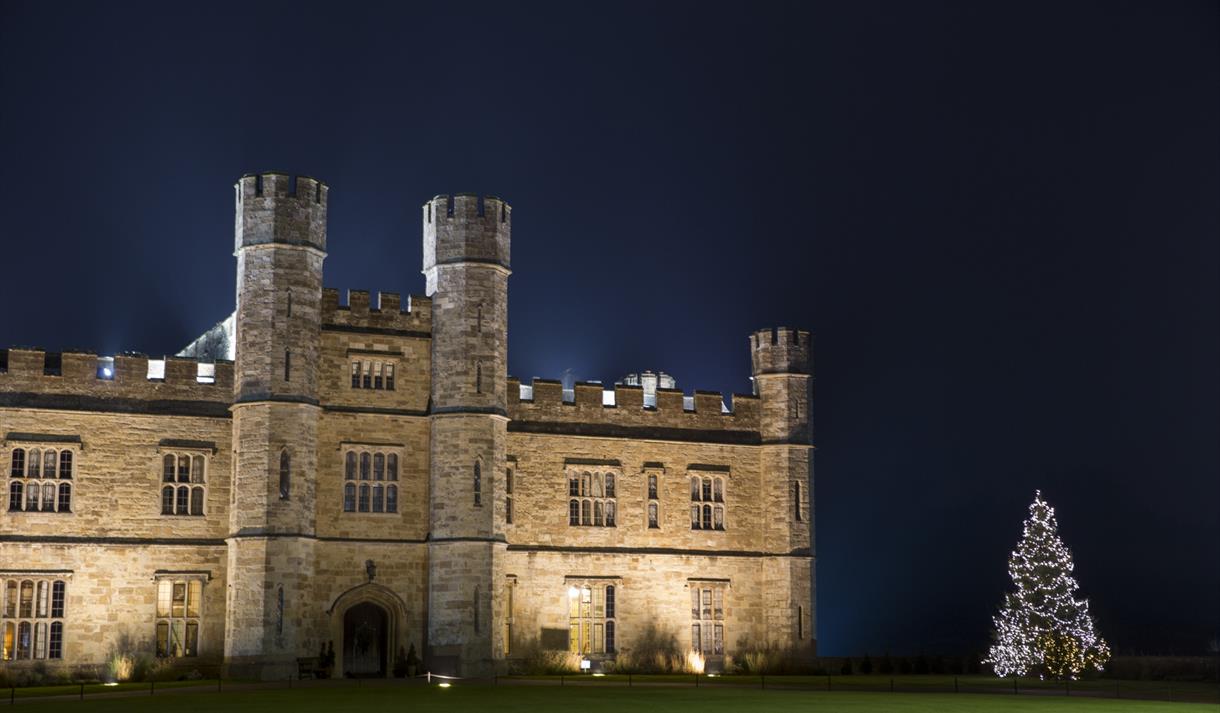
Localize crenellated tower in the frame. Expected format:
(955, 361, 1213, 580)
(226, 173, 327, 678)
(750, 326, 816, 652)
(423, 194, 511, 675)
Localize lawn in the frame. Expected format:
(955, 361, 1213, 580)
(34, 683, 1219, 713)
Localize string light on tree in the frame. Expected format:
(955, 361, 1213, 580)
(984, 491, 1110, 680)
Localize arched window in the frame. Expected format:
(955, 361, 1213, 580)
(386, 485, 398, 513)
(345, 452, 356, 480)
(568, 475, 579, 497)
(702, 504, 712, 530)
(373, 453, 384, 481)
(648, 502, 658, 528)
(25, 484, 38, 511)
(606, 620, 616, 653)
(387, 454, 398, 481)
(593, 473, 603, 498)
(49, 622, 63, 659)
(372, 484, 384, 512)
(279, 450, 291, 501)
(177, 456, 190, 483)
(40, 483, 54, 512)
(343, 483, 356, 512)
(58, 451, 72, 479)
(43, 451, 55, 479)
(358, 485, 370, 512)
(605, 501, 616, 527)
(57, 484, 71, 512)
(163, 454, 175, 482)
(793, 481, 802, 521)
(190, 487, 204, 515)
(176, 486, 189, 515)
(9, 482, 22, 512)
(569, 499, 580, 525)
(191, 456, 204, 484)
(360, 453, 370, 480)
(594, 501, 603, 526)
(713, 506, 724, 530)
(581, 473, 591, 497)
(473, 461, 482, 506)
(10, 448, 24, 477)
(690, 476, 699, 500)
(581, 499, 592, 525)
(702, 478, 712, 502)
(605, 473, 615, 498)
(713, 477, 723, 502)
(27, 449, 39, 478)
(162, 486, 174, 515)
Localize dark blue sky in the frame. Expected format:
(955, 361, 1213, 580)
(2, 1, 1217, 656)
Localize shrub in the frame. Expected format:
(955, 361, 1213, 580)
(507, 638, 582, 675)
(107, 654, 137, 683)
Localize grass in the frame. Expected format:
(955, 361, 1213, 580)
(20, 683, 1219, 713)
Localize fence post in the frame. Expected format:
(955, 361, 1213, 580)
(79, 683, 84, 701)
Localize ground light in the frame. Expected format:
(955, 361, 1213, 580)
(437, 682, 451, 688)
(102, 683, 119, 687)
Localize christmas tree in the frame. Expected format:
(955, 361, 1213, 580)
(985, 491, 1110, 679)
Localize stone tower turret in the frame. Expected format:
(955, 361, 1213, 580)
(226, 173, 327, 678)
(750, 327, 816, 652)
(423, 194, 511, 675)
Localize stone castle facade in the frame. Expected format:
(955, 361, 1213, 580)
(0, 173, 814, 678)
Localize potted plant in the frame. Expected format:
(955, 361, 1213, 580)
(405, 643, 420, 677)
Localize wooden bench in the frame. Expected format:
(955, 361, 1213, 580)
(297, 657, 320, 679)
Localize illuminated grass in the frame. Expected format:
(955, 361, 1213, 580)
(19, 682, 1216, 712)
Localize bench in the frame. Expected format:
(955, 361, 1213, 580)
(297, 657, 320, 679)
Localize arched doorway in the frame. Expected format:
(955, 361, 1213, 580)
(343, 602, 388, 677)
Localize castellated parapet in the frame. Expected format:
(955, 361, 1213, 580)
(508, 378, 761, 443)
(750, 327, 813, 376)
(321, 288, 432, 333)
(235, 173, 328, 253)
(0, 174, 815, 681)
(422, 195, 510, 276)
(0, 348, 232, 414)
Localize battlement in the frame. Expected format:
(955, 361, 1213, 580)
(508, 376, 759, 438)
(321, 288, 432, 335)
(235, 172, 328, 253)
(0, 347, 234, 411)
(750, 326, 813, 376)
(422, 194, 511, 272)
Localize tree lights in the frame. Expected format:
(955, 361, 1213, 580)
(985, 491, 1110, 680)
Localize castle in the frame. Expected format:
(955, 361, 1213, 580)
(0, 174, 814, 679)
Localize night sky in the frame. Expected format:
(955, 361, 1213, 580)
(2, 1, 1217, 657)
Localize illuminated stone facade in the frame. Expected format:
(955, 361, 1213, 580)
(0, 174, 814, 679)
